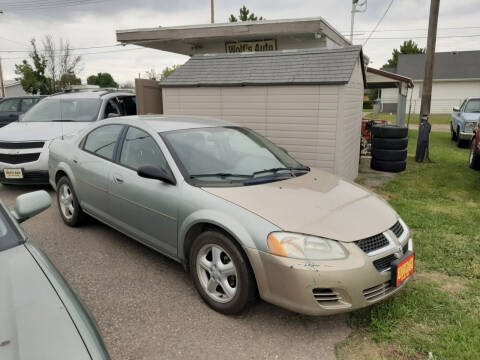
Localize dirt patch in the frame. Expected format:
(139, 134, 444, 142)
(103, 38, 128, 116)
(356, 157, 398, 191)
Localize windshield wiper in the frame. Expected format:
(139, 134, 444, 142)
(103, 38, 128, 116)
(52, 119, 76, 122)
(252, 166, 310, 177)
(190, 173, 252, 179)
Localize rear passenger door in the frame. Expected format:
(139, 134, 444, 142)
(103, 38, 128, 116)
(75, 124, 125, 220)
(108, 126, 178, 257)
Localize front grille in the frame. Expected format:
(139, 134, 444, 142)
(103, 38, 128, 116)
(373, 254, 396, 271)
(363, 281, 392, 302)
(312, 288, 342, 306)
(465, 122, 476, 133)
(355, 233, 389, 253)
(0, 141, 44, 149)
(0, 153, 40, 164)
(390, 221, 404, 238)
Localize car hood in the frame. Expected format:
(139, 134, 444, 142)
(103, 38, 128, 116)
(0, 122, 91, 142)
(461, 113, 480, 122)
(0, 245, 90, 360)
(203, 168, 398, 242)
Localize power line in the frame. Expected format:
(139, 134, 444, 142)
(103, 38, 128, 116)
(0, 0, 114, 12)
(363, 0, 395, 46)
(356, 34, 480, 40)
(341, 25, 480, 33)
(0, 44, 122, 53)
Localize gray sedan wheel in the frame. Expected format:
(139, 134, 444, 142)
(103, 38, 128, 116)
(190, 230, 256, 314)
(57, 176, 84, 227)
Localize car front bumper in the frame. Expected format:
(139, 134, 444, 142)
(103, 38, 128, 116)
(0, 144, 50, 184)
(459, 131, 474, 140)
(246, 239, 413, 316)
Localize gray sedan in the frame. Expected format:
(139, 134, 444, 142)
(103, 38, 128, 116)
(48, 116, 414, 315)
(0, 191, 109, 360)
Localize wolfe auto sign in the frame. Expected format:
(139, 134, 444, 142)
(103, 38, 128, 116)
(225, 40, 277, 53)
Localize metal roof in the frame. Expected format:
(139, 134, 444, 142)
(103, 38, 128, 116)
(394, 51, 480, 81)
(161, 46, 364, 87)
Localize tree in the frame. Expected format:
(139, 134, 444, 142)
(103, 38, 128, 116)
(119, 81, 134, 89)
(14, 39, 51, 95)
(14, 37, 82, 94)
(161, 65, 181, 80)
(87, 73, 118, 88)
(229, 5, 264, 22)
(145, 68, 158, 80)
(383, 40, 425, 68)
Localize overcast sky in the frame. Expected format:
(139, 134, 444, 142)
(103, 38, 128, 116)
(1, 0, 479, 84)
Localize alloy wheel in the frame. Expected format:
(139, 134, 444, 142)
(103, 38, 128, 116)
(59, 183, 75, 220)
(196, 244, 238, 303)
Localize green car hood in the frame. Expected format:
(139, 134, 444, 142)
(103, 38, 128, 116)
(0, 245, 91, 360)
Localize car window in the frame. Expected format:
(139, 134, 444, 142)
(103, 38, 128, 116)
(22, 98, 101, 122)
(459, 99, 467, 112)
(20, 98, 38, 112)
(120, 127, 168, 171)
(84, 125, 124, 160)
(117, 96, 137, 116)
(104, 99, 121, 118)
(0, 99, 20, 112)
(0, 205, 22, 252)
(464, 99, 480, 113)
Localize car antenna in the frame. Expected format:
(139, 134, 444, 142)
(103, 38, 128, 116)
(60, 98, 64, 140)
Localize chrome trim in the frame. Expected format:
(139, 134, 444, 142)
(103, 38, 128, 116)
(366, 231, 396, 257)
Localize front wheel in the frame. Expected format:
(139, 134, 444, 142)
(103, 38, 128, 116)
(57, 176, 84, 226)
(451, 123, 457, 141)
(469, 138, 480, 170)
(457, 127, 465, 148)
(190, 230, 256, 314)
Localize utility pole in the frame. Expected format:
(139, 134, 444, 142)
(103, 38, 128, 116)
(350, 0, 367, 43)
(211, 0, 214, 24)
(0, 57, 5, 98)
(415, 0, 440, 162)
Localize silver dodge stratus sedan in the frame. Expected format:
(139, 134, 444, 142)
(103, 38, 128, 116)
(48, 115, 414, 315)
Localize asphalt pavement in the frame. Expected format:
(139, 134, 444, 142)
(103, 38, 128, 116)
(1, 184, 350, 360)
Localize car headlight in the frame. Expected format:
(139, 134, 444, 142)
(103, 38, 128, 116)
(267, 232, 348, 260)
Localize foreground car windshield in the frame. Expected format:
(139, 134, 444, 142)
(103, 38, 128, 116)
(0, 206, 22, 252)
(163, 126, 308, 185)
(22, 98, 101, 122)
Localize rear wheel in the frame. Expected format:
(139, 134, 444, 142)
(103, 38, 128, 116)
(469, 138, 480, 170)
(190, 230, 256, 314)
(451, 123, 457, 141)
(57, 176, 84, 226)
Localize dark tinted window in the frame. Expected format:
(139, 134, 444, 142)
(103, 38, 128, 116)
(84, 125, 124, 160)
(120, 127, 167, 170)
(0, 99, 20, 112)
(0, 205, 22, 252)
(118, 96, 137, 116)
(104, 99, 121, 118)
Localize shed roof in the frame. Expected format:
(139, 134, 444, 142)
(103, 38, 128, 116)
(393, 50, 480, 81)
(161, 46, 364, 87)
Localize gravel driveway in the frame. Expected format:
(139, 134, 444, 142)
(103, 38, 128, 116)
(1, 185, 350, 360)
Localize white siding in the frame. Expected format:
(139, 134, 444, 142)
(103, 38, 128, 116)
(162, 64, 364, 181)
(381, 79, 480, 114)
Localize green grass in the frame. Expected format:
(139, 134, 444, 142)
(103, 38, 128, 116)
(364, 113, 451, 125)
(340, 131, 480, 360)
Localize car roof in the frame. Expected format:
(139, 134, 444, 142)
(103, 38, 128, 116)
(47, 90, 135, 100)
(0, 95, 43, 100)
(106, 115, 232, 132)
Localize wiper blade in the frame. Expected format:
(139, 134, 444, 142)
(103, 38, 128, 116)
(252, 166, 310, 177)
(52, 119, 76, 122)
(190, 173, 252, 179)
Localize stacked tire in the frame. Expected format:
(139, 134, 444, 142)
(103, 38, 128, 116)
(370, 125, 408, 172)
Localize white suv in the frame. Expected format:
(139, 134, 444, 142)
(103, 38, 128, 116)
(0, 89, 136, 184)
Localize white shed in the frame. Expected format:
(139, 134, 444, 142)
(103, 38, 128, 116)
(160, 46, 365, 181)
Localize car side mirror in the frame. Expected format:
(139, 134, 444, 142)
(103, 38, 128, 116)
(453, 106, 460, 112)
(137, 165, 176, 185)
(11, 191, 51, 223)
(107, 113, 121, 119)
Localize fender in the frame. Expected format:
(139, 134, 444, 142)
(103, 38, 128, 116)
(52, 161, 77, 192)
(178, 209, 258, 261)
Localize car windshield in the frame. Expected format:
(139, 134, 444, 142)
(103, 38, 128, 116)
(464, 99, 480, 113)
(21, 98, 101, 122)
(162, 126, 309, 186)
(0, 205, 22, 252)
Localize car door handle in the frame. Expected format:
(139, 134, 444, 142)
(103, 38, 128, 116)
(73, 157, 78, 164)
(113, 175, 124, 184)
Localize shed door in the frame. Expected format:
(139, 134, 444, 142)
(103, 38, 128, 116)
(135, 78, 163, 115)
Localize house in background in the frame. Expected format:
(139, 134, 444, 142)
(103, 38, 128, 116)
(380, 50, 480, 114)
(2, 80, 28, 98)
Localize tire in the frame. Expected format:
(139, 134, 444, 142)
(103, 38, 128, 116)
(451, 123, 457, 141)
(371, 125, 408, 139)
(372, 137, 409, 150)
(456, 127, 465, 148)
(372, 148, 408, 161)
(190, 230, 256, 315)
(56, 176, 84, 226)
(371, 158, 407, 173)
(469, 138, 480, 170)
